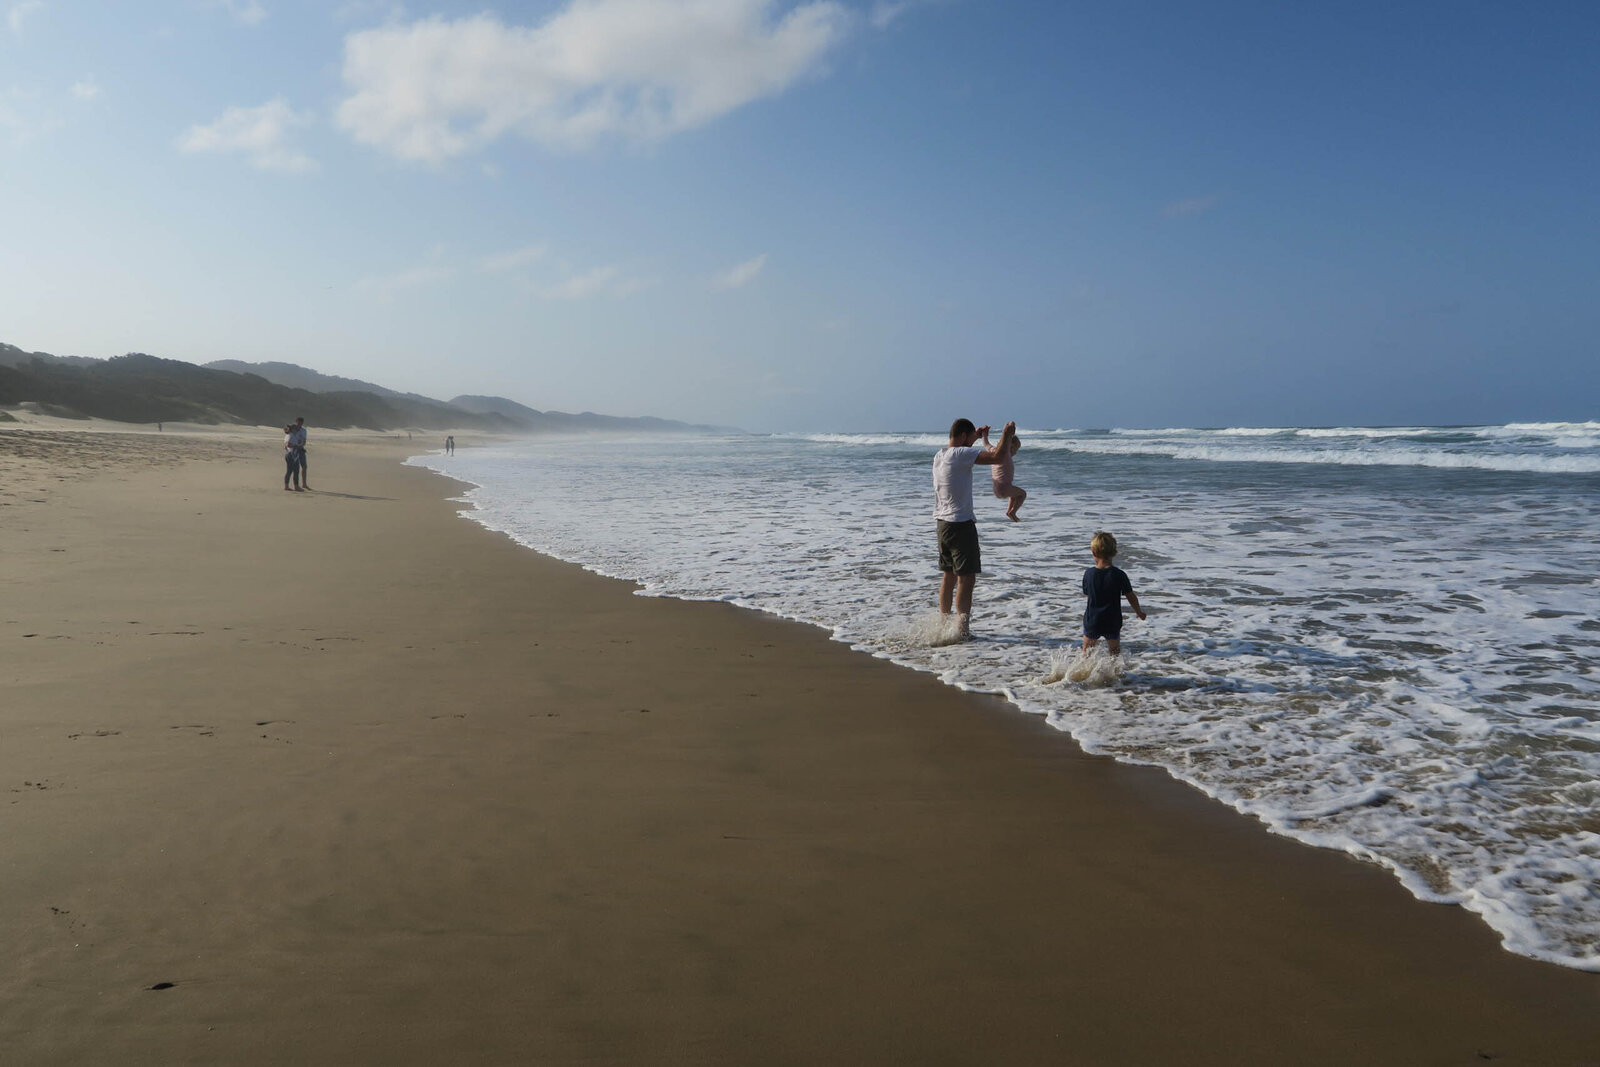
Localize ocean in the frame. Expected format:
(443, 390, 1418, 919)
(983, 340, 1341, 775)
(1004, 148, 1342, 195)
(408, 422, 1600, 971)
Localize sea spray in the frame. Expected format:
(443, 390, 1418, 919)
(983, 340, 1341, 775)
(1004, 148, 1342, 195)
(1042, 646, 1128, 687)
(887, 611, 970, 650)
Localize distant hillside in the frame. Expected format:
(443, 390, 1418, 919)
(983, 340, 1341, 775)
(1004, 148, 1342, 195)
(451, 394, 723, 434)
(0, 343, 730, 434)
(204, 360, 401, 397)
(0, 351, 461, 429)
(0, 342, 100, 369)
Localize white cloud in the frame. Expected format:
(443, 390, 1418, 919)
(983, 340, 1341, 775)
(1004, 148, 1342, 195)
(69, 77, 99, 102)
(177, 98, 316, 172)
(335, 0, 851, 163)
(1163, 193, 1220, 218)
(206, 0, 267, 27)
(710, 252, 768, 290)
(478, 244, 548, 273)
(7, 1, 41, 35)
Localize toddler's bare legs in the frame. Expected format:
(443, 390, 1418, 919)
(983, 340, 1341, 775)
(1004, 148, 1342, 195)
(1081, 635, 1121, 656)
(1003, 485, 1027, 520)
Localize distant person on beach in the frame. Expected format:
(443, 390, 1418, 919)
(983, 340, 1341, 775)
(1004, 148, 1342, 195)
(933, 417, 1016, 637)
(445, 435, 455, 456)
(282, 424, 302, 491)
(1081, 531, 1145, 656)
(289, 417, 309, 490)
(983, 428, 1026, 521)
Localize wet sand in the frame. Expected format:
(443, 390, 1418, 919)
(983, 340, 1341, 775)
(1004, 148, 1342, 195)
(1, 427, 1596, 1065)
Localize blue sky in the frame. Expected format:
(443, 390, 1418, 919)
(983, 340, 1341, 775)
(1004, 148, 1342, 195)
(1, 1, 1595, 431)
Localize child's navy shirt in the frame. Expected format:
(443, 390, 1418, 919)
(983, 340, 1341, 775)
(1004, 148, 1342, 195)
(1082, 565, 1134, 637)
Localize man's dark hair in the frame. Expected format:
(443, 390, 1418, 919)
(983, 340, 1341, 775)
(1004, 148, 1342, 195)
(949, 418, 976, 440)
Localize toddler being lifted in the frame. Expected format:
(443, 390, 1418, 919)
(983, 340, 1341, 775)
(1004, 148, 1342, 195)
(984, 429, 1026, 520)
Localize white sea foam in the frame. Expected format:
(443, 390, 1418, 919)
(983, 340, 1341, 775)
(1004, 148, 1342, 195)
(409, 422, 1600, 971)
(1021, 435, 1600, 473)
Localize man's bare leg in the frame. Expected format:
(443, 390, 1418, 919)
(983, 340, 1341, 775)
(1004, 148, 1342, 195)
(938, 573, 977, 637)
(955, 574, 975, 615)
(955, 574, 975, 635)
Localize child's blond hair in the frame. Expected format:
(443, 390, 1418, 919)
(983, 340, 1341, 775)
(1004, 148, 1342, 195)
(1090, 531, 1118, 560)
(1008, 435, 1022, 454)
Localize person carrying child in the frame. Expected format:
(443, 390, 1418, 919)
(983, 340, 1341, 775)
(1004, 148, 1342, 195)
(282, 423, 302, 491)
(983, 428, 1026, 520)
(932, 417, 1017, 638)
(1082, 531, 1145, 655)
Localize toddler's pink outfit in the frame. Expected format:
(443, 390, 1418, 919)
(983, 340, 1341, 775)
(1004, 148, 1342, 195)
(991, 454, 1016, 497)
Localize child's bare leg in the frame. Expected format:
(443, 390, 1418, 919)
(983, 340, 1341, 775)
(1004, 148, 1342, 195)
(1005, 486, 1027, 520)
(1081, 635, 1097, 654)
(1106, 637, 1122, 657)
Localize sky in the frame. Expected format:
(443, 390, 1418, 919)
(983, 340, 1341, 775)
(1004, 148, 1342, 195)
(1, 0, 1596, 432)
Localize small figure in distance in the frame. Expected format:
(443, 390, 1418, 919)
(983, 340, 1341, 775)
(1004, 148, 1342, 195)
(290, 417, 309, 490)
(445, 434, 455, 456)
(1081, 531, 1145, 657)
(282, 423, 301, 491)
(984, 428, 1026, 521)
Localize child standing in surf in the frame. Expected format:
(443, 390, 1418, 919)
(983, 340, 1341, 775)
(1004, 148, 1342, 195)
(983, 429, 1026, 520)
(1081, 531, 1144, 655)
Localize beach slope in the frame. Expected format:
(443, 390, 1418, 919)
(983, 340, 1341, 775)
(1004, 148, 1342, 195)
(1, 430, 1595, 1065)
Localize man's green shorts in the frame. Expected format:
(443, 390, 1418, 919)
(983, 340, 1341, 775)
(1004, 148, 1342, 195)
(937, 519, 982, 575)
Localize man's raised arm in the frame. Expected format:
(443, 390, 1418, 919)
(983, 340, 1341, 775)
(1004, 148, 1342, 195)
(976, 421, 1017, 464)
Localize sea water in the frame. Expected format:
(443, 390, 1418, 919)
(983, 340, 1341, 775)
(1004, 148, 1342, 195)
(408, 423, 1600, 971)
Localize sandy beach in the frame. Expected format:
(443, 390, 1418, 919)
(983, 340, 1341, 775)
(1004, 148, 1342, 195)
(1, 426, 1596, 1065)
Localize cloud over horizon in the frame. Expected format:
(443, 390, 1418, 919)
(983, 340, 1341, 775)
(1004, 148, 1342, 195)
(334, 0, 851, 163)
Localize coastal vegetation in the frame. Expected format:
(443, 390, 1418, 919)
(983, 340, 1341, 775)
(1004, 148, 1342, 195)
(0, 342, 714, 433)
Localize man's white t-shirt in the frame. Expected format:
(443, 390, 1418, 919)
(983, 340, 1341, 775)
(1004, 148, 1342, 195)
(932, 445, 983, 522)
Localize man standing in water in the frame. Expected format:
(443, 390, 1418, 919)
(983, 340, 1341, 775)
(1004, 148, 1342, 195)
(934, 417, 1016, 638)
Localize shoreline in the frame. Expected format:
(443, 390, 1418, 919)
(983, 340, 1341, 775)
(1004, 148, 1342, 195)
(406, 447, 1599, 976)
(2, 429, 1596, 1064)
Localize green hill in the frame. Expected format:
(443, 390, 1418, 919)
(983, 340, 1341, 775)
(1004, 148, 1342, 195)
(0, 344, 723, 434)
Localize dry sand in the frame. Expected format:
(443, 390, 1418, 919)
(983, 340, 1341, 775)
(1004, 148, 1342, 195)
(1, 426, 1596, 1065)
